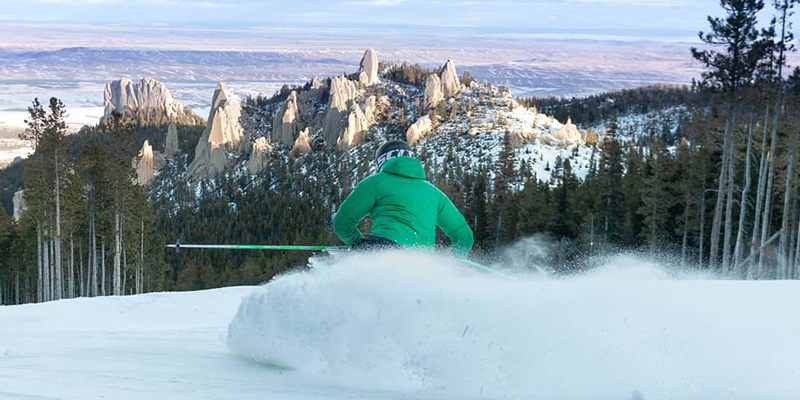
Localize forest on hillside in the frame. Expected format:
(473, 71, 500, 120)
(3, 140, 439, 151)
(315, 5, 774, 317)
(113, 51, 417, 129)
(2, 0, 800, 305)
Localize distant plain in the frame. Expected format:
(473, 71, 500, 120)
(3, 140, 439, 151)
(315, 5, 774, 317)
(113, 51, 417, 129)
(0, 23, 705, 163)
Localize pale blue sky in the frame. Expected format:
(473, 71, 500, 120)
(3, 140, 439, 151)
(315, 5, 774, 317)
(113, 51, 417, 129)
(0, 0, 721, 42)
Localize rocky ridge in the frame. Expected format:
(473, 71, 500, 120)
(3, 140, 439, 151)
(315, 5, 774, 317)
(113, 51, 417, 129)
(248, 137, 272, 175)
(172, 50, 591, 184)
(103, 77, 184, 120)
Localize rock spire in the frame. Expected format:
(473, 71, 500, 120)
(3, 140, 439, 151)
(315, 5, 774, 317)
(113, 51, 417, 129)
(358, 48, 379, 86)
(188, 83, 243, 179)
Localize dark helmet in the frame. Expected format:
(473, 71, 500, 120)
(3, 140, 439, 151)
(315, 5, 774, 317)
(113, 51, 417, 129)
(375, 140, 415, 171)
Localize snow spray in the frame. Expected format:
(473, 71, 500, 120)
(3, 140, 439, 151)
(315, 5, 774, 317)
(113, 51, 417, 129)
(227, 250, 800, 400)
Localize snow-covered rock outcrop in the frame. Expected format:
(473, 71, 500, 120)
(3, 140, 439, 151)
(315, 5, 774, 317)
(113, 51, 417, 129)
(133, 140, 168, 186)
(164, 124, 179, 157)
(136, 140, 155, 186)
(424, 74, 444, 110)
(364, 95, 378, 123)
(12, 190, 25, 222)
(551, 117, 583, 145)
(406, 116, 433, 145)
(103, 77, 183, 121)
(340, 103, 369, 149)
(423, 60, 460, 110)
(323, 76, 360, 146)
(248, 137, 272, 175)
(188, 83, 243, 179)
(292, 128, 312, 155)
(272, 91, 300, 146)
(440, 60, 460, 98)
(358, 48, 379, 86)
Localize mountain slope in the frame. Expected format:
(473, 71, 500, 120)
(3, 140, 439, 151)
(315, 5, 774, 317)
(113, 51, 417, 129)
(1, 252, 799, 400)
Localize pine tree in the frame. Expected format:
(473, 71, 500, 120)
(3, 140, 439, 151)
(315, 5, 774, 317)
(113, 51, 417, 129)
(599, 132, 625, 245)
(691, 0, 768, 268)
(490, 132, 517, 247)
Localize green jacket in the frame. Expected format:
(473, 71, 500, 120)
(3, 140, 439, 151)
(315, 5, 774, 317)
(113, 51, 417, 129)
(333, 157, 474, 257)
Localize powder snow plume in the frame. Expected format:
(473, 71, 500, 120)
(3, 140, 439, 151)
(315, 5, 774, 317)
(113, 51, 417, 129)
(227, 250, 800, 400)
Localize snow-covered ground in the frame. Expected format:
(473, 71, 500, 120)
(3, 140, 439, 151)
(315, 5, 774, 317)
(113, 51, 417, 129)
(1, 251, 799, 400)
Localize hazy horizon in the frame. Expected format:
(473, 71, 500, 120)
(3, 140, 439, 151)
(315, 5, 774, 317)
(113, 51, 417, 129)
(1, 0, 718, 46)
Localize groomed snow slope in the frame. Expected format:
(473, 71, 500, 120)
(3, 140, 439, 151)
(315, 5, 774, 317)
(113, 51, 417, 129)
(2, 252, 800, 400)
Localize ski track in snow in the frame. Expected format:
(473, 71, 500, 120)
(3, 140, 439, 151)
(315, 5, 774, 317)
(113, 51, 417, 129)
(2, 252, 800, 400)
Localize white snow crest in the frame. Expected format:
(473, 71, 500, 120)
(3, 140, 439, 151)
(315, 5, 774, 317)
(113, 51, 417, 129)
(227, 250, 800, 399)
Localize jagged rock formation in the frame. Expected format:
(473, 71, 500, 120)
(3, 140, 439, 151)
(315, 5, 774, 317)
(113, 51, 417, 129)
(205, 83, 243, 147)
(248, 137, 272, 174)
(188, 83, 243, 179)
(292, 128, 313, 155)
(424, 74, 444, 110)
(423, 60, 461, 110)
(508, 130, 532, 148)
(552, 117, 583, 144)
(406, 116, 433, 145)
(340, 103, 369, 149)
(440, 60, 460, 98)
(272, 91, 299, 146)
(364, 96, 378, 123)
(12, 190, 25, 222)
(103, 77, 183, 120)
(323, 76, 359, 145)
(164, 124, 179, 157)
(358, 48, 379, 86)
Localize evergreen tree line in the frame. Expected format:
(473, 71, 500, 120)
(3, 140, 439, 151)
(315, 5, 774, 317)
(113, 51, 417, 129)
(475, 0, 800, 279)
(0, 104, 202, 305)
(518, 84, 702, 127)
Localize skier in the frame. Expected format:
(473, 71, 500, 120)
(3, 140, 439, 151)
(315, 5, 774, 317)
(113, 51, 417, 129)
(333, 140, 474, 257)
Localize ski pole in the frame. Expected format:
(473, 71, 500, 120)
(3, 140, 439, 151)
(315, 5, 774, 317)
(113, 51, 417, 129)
(167, 243, 345, 252)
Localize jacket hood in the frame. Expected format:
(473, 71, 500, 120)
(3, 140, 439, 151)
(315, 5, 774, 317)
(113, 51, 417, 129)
(380, 156, 426, 179)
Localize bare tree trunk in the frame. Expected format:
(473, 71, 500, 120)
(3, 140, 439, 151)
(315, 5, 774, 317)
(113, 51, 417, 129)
(750, 106, 770, 276)
(54, 150, 62, 301)
(69, 234, 74, 298)
(46, 234, 51, 302)
(722, 117, 737, 271)
(79, 240, 84, 298)
(710, 110, 733, 269)
(795, 208, 800, 279)
(789, 197, 798, 277)
(139, 219, 144, 294)
(734, 115, 754, 277)
(682, 192, 690, 262)
(114, 211, 121, 296)
(650, 152, 659, 252)
(759, 122, 779, 279)
(760, 9, 789, 278)
(699, 185, 707, 266)
(91, 214, 98, 297)
(37, 224, 42, 302)
(122, 245, 127, 295)
(778, 143, 795, 279)
(43, 233, 50, 302)
(101, 237, 106, 296)
(50, 239, 55, 301)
